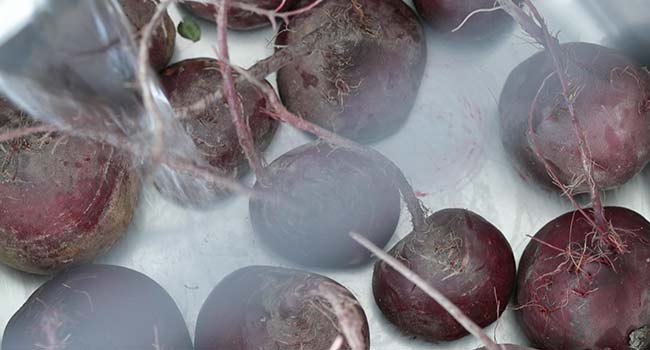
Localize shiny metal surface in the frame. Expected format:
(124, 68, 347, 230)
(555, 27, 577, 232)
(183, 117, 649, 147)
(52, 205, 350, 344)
(2, 1, 650, 348)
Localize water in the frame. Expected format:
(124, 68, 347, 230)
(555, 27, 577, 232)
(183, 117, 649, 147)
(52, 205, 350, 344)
(0, 0, 210, 205)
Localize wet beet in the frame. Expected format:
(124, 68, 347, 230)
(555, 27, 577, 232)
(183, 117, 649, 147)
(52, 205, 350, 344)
(249, 141, 400, 268)
(194, 265, 369, 350)
(0, 97, 139, 275)
(2, 264, 193, 350)
(373, 208, 515, 341)
(276, 0, 427, 143)
(500, 42, 650, 193)
(120, 0, 176, 71)
(158, 58, 278, 208)
(517, 207, 650, 350)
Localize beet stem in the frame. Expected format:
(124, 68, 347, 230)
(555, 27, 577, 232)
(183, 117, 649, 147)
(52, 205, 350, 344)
(327, 336, 344, 350)
(350, 232, 502, 350)
(498, 0, 608, 231)
(0, 125, 55, 143)
(225, 61, 429, 231)
(137, 0, 175, 167)
(215, 0, 267, 179)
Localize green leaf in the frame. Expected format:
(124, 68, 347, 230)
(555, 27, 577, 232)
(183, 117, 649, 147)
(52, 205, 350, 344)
(178, 18, 201, 42)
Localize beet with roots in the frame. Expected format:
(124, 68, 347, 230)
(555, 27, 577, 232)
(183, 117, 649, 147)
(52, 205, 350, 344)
(276, 0, 427, 143)
(413, 0, 515, 40)
(249, 141, 400, 267)
(181, 0, 298, 30)
(500, 42, 650, 193)
(158, 58, 278, 207)
(120, 0, 176, 71)
(2, 264, 193, 350)
(372, 208, 516, 341)
(195, 265, 369, 350)
(0, 97, 139, 275)
(517, 207, 650, 350)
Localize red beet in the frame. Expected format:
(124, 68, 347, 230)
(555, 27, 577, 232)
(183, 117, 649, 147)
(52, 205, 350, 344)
(2, 264, 193, 350)
(500, 42, 650, 193)
(158, 58, 278, 207)
(0, 97, 139, 275)
(413, 0, 515, 40)
(181, 0, 297, 30)
(120, 0, 176, 71)
(249, 141, 400, 268)
(276, 0, 427, 143)
(373, 208, 516, 341)
(195, 265, 369, 350)
(517, 207, 650, 350)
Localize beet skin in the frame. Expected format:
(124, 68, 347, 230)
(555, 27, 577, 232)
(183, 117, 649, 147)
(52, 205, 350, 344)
(249, 141, 400, 268)
(2, 264, 193, 350)
(181, 0, 297, 30)
(158, 58, 278, 207)
(120, 0, 176, 71)
(0, 97, 139, 275)
(517, 207, 650, 350)
(195, 265, 369, 350)
(276, 0, 427, 143)
(373, 208, 516, 341)
(500, 42, 650, 193)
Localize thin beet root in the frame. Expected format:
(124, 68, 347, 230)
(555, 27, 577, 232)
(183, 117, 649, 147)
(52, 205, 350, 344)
(249, 141, 400, 268)
(373, 209, 516, 342)
(414, 0, 516, 41)
(157, 58, 278, 208)
(276, 0, 427, 143)
(194, 265, 369, 350)
(517, 207, 650, 350)
(500, 42, 650, 194)
(2, 264, 193, 350)
(181, 0, 298, 30)
(120, 0, 176, 71)
(0, 97, 139, 275)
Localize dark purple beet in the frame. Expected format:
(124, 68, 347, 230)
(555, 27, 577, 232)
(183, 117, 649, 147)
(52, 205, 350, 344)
(181, 0, 297, 30)
(249, 141, 400, 268)
(2, 264, 193, 350)
(0, 97, 139, 275)
(157, 58, 278, 208)
(517, 207, 650, 350)
(500, 42, 650, 194)
(195, 265, 369, 350)
(119, 0, 176, 72)
(276, 0, 427, 143)
(413, 0, 515, 40)
(373, 208, 516, 342)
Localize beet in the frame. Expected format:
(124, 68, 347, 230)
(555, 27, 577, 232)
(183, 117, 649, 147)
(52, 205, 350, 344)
(157, 58, 278, 207)
(517, 207, 650, 350)
(120, 0, 176, 71)
(372, 208, 515, 341)
(276, 0, 427, 143)
(413, 0, 515, 40)
(249, 141, 400, 267)
(181, 0, 298, 30)
(0, 97, 139, 275)
(500, 42, 650, 193)
(2, 264, 192, 350)
(195, 265, 369, 350)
